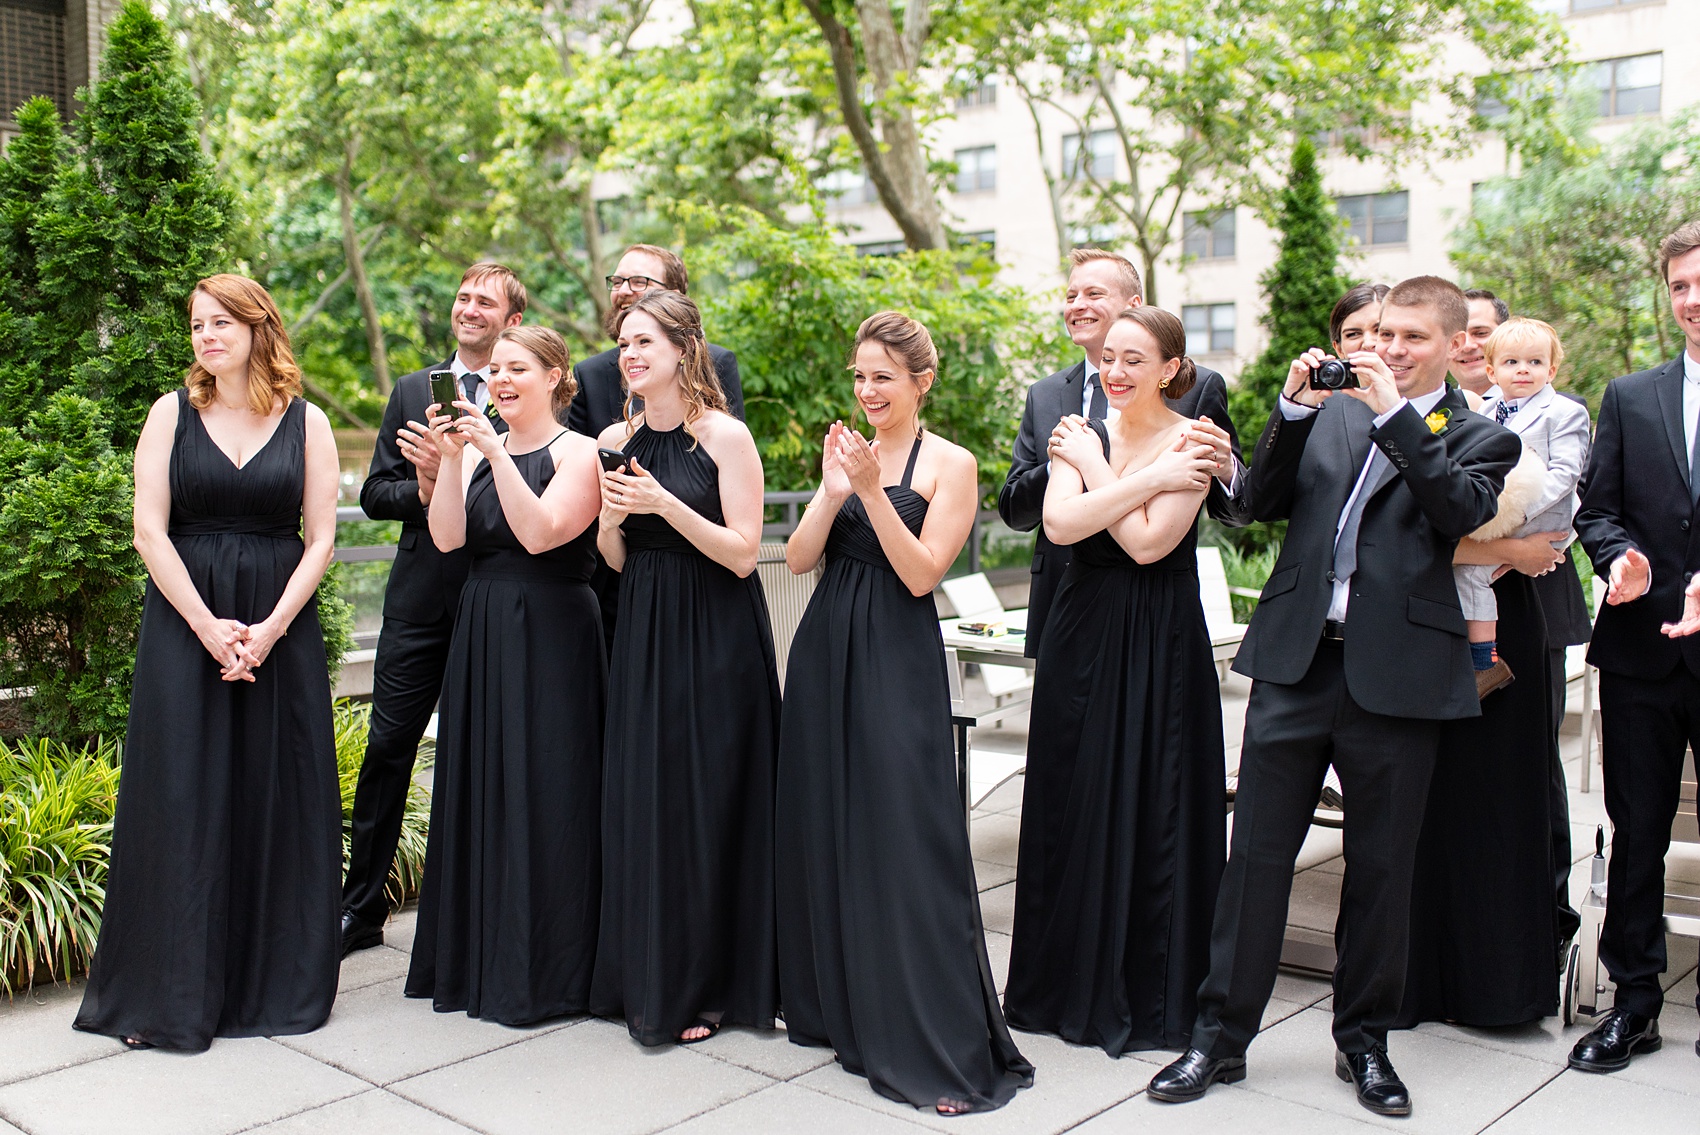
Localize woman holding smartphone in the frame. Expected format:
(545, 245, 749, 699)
(775, 312, 1032, 1113)
(590, 291, 780, 1046)
(404, 325, 606, 1025)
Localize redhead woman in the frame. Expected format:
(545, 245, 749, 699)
(404, 326, 605, 1025)
(775, 312, 1033, 1113)
(75, 274, 342, 1052)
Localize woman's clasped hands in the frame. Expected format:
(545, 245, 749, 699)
(194, 614, 285, 683)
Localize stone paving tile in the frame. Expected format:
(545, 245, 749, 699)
(692, 1025, 836, 1082)
(0, 1118, 22, 1135)
(1592, 1003, 1700, 1097)
(389, 1016, 772, 1135)
(663, 1081, 931, 1134)
(0, 980, 122, 1088)
(246, 1088, 480, 1133)
(974, 858, 1017, 891)
(336, 944, 412, 994)
(276, 977, 573, 1085)
(795, 1028, 1160, 1135)
(985, 929, 1012, 996)
(974, 777, 1026, 816)
(380, 907, 419, 954)
(979, 882, 1016, 936)
(1287, 867, 1345, 935)
(969, 813, 1022, 869)
(1241, 1008, 1563, 1134)
(1478, 1069, 1693, 1134)
(0, 1037, 366, 1135)
(1071, 1081, 1383, 1134)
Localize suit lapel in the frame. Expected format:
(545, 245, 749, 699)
(1055, 361, 1085, 420)
(1654, 357, 1689, 493)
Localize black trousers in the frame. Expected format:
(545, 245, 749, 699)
(1598, 666, 1700, 1016)
(1192, 641, 1440, 1058)
(342, 613, 457, 926)
(1548, 646, 1581, 943)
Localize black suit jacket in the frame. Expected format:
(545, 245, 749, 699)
(1575, 357, 1700, 680)
(998, 360, 1249, 658)
(565, 343, 744, 437)
(359, 358, 505, 625)
(1233, 387, 1520, 720)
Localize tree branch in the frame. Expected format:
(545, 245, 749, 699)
(288, 223, 388, 340)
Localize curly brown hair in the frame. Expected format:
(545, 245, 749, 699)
(184, 274, 302, 415)
(614, 291, 728, 444)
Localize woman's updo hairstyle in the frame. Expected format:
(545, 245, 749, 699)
(496, 325, 576, 414)
(1113, 306, 1195, 400)
(615, 290, 729, 442)
(850, 311, 938, 430)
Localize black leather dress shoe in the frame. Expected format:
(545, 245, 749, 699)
(340, 909, 382, 958)
(1569, 1008, 1660, 1072)
(1147, 1048, 1247, 1103)
(1336, 1046, 1411, 1117)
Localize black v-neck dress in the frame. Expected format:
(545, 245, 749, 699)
(405, 435, 605, 1024)
(76, 391, 340, 1051)
(775, 436, 1033, 1111)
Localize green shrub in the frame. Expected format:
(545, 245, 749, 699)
(0, 736, 119, 994)
(1212, 539, 1284, 624)
(333, 700, 431, 911)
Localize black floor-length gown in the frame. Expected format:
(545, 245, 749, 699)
(405, 436, 604, 1025)
(75, 391, 339, 1051)
(776, 437, 1033, 1113)
(1397, 571, 1558, 1027)
(1005, 422, 1226, 1055)
(590, 420, 781, 1044)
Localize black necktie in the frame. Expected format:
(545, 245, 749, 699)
(1087, 374, 1107, 419)
(461, 372, 481, 406)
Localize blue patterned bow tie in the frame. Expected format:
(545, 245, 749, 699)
(1495, 400, 1518, 425)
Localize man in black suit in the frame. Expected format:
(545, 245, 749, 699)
(340, 263, 526, 956)
(1570, 220, 1700, 1071)
(999, 248, 1249, 658)
(565, 243, 743, 648)
(1149, 277, 1519, 1116)
(1450, 287, 1592, 962)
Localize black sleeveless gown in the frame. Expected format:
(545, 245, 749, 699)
(405, 437, 605, 1025)
(1397, 571, 1558, 1027)
(1005, 420, 1225, 1055)
(590, 421, 781, 1044)
(75, 391, 340, 1051)
(776, 437, 1033, 1112)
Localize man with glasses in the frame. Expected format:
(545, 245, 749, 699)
(567, 244, 744, 650)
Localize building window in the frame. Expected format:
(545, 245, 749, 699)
(1335, 191, 1409, 246)
(956, 77, 996, 109)
(0, 0, 70, 126)
(819, 168, 878, 207)
(855, 239, 907, 258)
(1586, 53, 1661, 118)
(1183, 210, 1236, 260)
(1062, 130, 1116, 180)
(954, 146, 996, 194)
(1183, 304, 1235, 355)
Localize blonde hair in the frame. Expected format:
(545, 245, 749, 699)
(1068, 247, 1143, 301)
(615, 291, 728, 443)
(185, 274, 302, 415)
(496, 325, 577, 414)
(1484, 316, 1565, 374)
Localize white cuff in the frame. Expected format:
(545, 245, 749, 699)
(1372, 398, 1411, 429)
(1278, 395, 1318, 420)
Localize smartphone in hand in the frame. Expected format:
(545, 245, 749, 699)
(598, 448, 628, 473)
(428, 371, 464, 420)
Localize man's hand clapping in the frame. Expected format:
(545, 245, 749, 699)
(1607, 548, 1651, 606)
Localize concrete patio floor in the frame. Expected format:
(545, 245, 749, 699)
(0, 672, 1695, 1134)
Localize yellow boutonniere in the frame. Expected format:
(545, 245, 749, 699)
(1425, 408, 1452, 435)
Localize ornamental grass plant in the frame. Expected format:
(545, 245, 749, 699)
(334, 700, 432, 912)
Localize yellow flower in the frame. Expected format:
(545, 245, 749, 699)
(1425, 408, 1452, 435)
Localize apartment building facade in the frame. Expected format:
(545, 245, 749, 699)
(0, 0, 120, 143)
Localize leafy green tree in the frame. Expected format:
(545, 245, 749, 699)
(31, 0, 231, 449)
(1228, 137, 1352, 447)
(690, 206, 1064, 493)
(958, 0, 1563, 302)
(1454, 104, 1700, 407)
(0, 97, 70, 423)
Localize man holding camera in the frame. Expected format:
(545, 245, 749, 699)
(1149, 277, 1519, 1116)
(341, 263, 526, 956)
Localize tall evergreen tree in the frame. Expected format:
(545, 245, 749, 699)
(33, 0, 231, 447)
(1228, 136, 1353, 446)
(0, 97, 70, 422)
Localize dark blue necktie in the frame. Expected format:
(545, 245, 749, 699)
(1087, 374, 1107, 419)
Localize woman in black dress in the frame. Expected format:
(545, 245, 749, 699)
(1004, 306, 1226, 1055)
(776, 311, 1033, 1114)
(75, 274, 341, 1052)
(590, 291, 780, 1045)
(404, 326, 605, 1025)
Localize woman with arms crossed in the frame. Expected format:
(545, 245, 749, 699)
(1004, 306, 1226, 1055)
(590, 291, 781, 1046)
(776, 312, 1033, 1114)
(405, 326, 605, 1024)
(76, 275, 341, 1051)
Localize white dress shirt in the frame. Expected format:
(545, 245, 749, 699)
(449, 354, 491, 414)
(1684, 350, 1700, 464)
(1280, 386, 1451, 621)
